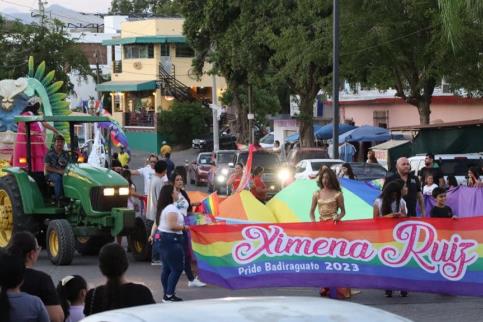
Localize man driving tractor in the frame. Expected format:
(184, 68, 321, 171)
(44, 135, 69, 202)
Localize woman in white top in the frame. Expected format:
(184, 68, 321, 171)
(373, 179, 408, 298)
(149, 184, 186, 302)
(373, 179, 408, 218)
(171, 173, 206, 288)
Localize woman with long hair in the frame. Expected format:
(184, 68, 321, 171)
(373, 180, 408, 298)
(83, 243, 154, 316)
(373, 179, 407, 219)
(150, 184, 187, 302)
(170, 172, 206, 288)
(467, 166, 482, 187)
(13, 98, 59, 172)
(56, 275, 87, 322)
(227, 162, 244, 193)
(338, 163, 356, 179)
(0, 252, 48, 322)
(309, 166, 350, 299)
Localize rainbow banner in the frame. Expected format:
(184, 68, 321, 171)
(191, 217, 483, 296)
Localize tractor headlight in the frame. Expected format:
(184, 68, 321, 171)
(277, 168, 291, 182)
(119, 187, 130, 196)
(221, 168, 229, 175)
(103, 188, 115, 196)
(216, 175, 226, 183)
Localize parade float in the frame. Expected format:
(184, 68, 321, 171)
(0, 57, 142, 265)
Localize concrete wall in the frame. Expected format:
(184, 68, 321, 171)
(341, 102, 483, 127)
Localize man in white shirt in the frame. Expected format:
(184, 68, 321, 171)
(146, 160, 168, 265)
(129, 154, 159, 195)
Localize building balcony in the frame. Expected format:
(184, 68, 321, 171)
(124, 111, 156, 127)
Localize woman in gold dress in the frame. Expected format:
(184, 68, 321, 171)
(309, 166, 351, 299)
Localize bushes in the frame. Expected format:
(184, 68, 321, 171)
(157, 101, 212, 146)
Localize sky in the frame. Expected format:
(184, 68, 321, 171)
(0, 0, 111, 13)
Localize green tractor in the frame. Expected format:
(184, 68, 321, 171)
(0, 114, 149, 265)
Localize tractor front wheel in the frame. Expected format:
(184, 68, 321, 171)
(128, 217, 151, 261)
(0, 175, 38, 249)
(46, 219, 75, 265)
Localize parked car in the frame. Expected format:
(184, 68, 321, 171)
(259, 132, 274, 148)
(294, 159, 345, 180)
(188, 152, 213, 186)
(81, 296, 411, 322)
(331, 162, 388, 181)
(211, 150, 237, 193)
(286, 147, 331, 166)
(408, 153, 483, 185)
(192, 131, 237, 151)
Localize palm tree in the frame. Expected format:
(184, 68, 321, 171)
(438, 0, 482, 48)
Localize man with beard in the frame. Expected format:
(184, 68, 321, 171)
(384, 157, 425, 217)
(418, 153, 445, 187)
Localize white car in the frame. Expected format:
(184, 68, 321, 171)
(259, 132, 274, 148)
(408, 153, 483, 185)
(81, 296, 411, 322)
(294, 159, 344, 180)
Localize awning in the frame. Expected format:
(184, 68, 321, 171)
(96, 80, 157, 92)
(103, 35, 187, 46)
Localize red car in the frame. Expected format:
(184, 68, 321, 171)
(188, 152, 213, 186)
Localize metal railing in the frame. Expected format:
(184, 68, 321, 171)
(158, 63, 202, 102)
(113, 60, 122, 73)
(124, 111, 155, 127)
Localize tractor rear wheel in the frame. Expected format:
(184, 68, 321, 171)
(75, 235, 114, 256)
(46, 219, 75, 265)
(0, 175, 38, 249)
(128, 217, 151, 261)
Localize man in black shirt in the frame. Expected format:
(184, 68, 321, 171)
(418, 153, 445, 187)
(44, 135, 70, 201)
(384, 157, 425, 217)
(8, 231, 64, 322)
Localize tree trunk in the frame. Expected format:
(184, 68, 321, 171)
(233, 90, 249, 144)
(298, 94, 315, 147)
(417, 99, 431, 125)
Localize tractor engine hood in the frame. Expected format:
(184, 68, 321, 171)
(65, 163, 127, 187)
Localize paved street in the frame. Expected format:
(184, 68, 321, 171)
(33, 148, 483, 322)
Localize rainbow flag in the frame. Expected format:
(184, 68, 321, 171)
(198, 192, 220, 220)
(236, 144, 255, 193)
(191, 217, 483, 296)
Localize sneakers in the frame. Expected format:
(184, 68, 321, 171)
(151, 260, 162, 266)
(163, 295, 183, 302)
(188, 277, 207, 287)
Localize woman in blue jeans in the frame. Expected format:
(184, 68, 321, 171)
(149, 184, 187, 302)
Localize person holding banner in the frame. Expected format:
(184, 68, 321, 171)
(309, 166, 350, 299)
(373, 180, 407, 219)
(373, 180, 409, 298)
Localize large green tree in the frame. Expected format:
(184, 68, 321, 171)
(265, 0, 332, 147)
(179, 0, 276, 143)
(109, 0, 181, 15)
(342, 0, 483, 125)
(0, 17, 92, 92)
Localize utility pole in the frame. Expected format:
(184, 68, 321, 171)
(248, 84, 253, 144)
(211, 74, 219, 152)
(332, 0, 340, 159)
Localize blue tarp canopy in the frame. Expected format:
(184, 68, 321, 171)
(285, 124, 324, 143)
(314, 123, 357, 140)
(285, 123, 357, 143)
(338, 125, 395, 142)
